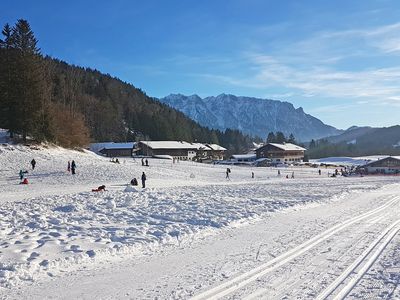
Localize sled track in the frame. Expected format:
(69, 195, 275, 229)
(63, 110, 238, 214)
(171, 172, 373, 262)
(191, 195, 399, 300)
(317, 219, 400, 300)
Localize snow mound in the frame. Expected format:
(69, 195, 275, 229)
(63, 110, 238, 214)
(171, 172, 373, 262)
(124, 185, 138, 192)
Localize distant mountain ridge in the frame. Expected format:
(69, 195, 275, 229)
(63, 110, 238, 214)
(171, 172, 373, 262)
(159, 94, 342, 141)
(323, 125, 400, 150)
(307, 125, 400, 158)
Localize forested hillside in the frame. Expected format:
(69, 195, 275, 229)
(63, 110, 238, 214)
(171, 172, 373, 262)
(306, 125, 400, 158)
(0, 19, 256, 154)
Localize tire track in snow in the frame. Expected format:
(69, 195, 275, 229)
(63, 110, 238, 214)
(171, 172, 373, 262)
(317, 219, 400, 300)
(190, 196, 399, 300)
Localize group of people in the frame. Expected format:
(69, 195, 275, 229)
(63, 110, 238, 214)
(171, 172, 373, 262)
(19, 159, 77, 185)
(67, 160, 76, 175)
(23, 156, 148, 191)
(141, 158, 149, 167)
(130, 172, 147, 188)
(18, 159, 36, 184)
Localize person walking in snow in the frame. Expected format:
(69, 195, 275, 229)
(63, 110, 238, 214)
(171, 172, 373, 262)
(226, 168, 231, 180)
(251, 171, 254, 179)
(278, 170, 281, 176)
(31, 159, 36, 170)
(67, 161, 71, 172)
(141, 172, 147, 188)
(71, 160, 76, 175)
(291, 171, 295, 179)
(141, 158, 144, 166)
(145, 159, 149, 167)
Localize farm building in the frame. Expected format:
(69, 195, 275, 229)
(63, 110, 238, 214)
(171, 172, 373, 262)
(255, 143, 306, 163)
(362, 156, 400, 174)
(138, 141, 200, 160)
(205, 144, 227, 160)
(91, 142, 135, 157)
(138, 141, 227, 161)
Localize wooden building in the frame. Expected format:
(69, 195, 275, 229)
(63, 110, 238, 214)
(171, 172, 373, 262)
(362, 157, 400, 174)
(205, 144, 227, 160)
(138, 141, 227, 161)
(138, 141, 199, 160)
(98, 142, 135, 157)
(255, 143, 306, 163)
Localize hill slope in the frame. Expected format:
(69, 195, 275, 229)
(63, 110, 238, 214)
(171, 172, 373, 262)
(44, 58, 255, 152)
(308, 125, 400, 158)
(159, 94, 341, 141)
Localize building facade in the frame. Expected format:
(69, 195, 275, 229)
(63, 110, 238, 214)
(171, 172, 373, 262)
(255, 143, 306, 163)
(138, 141, 200, 160)
(363, 157, 400, 174)
(138, 141, 226, 161)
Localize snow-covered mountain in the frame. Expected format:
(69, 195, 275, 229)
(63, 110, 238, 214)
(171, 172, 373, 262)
(159, 94, 341, 141)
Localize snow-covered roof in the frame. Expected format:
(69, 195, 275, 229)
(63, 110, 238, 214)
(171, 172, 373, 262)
(206, 144, 227, 151)
(139, 141, 199, 150)
(90, 142, 135, 152)
(363, 156, 400, 167)
(190, 143, 208, 150)
(268, 143, 306, 151)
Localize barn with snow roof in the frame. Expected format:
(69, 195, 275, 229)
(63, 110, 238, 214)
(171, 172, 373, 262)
(97, 142, 136, 157)
(362, 156, 400, 174)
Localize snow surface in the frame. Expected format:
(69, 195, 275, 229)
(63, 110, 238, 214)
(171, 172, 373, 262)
(0, 144, 399, 299)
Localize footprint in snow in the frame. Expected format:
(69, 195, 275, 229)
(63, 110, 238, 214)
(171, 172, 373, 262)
(27, 251, 40, 261)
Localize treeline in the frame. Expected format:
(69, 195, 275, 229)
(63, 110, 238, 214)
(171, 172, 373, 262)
(265, 131, 297, 144)
(0, 19, 255, 151)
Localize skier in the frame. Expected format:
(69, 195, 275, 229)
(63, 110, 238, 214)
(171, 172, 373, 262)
(318, 169, 321, 176)
(251, 172, 254, 179)
(145, 159, 149, 167)
(31, 159, 36, 170)
(141, 172, 147, 188)
(278, 170, 281, 176)
(226, 168, 230, 180)
(141, 158, 144, 166)
(67, 161, 71, 172)
(291, 171, 295, 179)
(71, 160, 76, 175)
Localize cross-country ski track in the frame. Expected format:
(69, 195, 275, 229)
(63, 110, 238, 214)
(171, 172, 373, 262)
(192, 195, 400, 300)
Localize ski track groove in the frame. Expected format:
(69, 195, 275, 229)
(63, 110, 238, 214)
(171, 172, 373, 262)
(320, 219, 400, 300)
(264, 211, 393, 300)
(190, 195, 399, 300)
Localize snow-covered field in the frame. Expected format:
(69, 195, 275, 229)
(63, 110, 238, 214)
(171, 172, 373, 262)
(0, 144, 399, 299)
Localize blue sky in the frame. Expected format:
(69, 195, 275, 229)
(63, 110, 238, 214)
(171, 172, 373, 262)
(2, 0, 400, 129)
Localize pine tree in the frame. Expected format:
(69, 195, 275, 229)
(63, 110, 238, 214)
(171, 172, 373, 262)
(288, 133, 296, 144)
(276, 131, 286, 143)
(11, 19, 48, 141)
(0, 24, 16, 135)
(266, 132, 276, 143)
